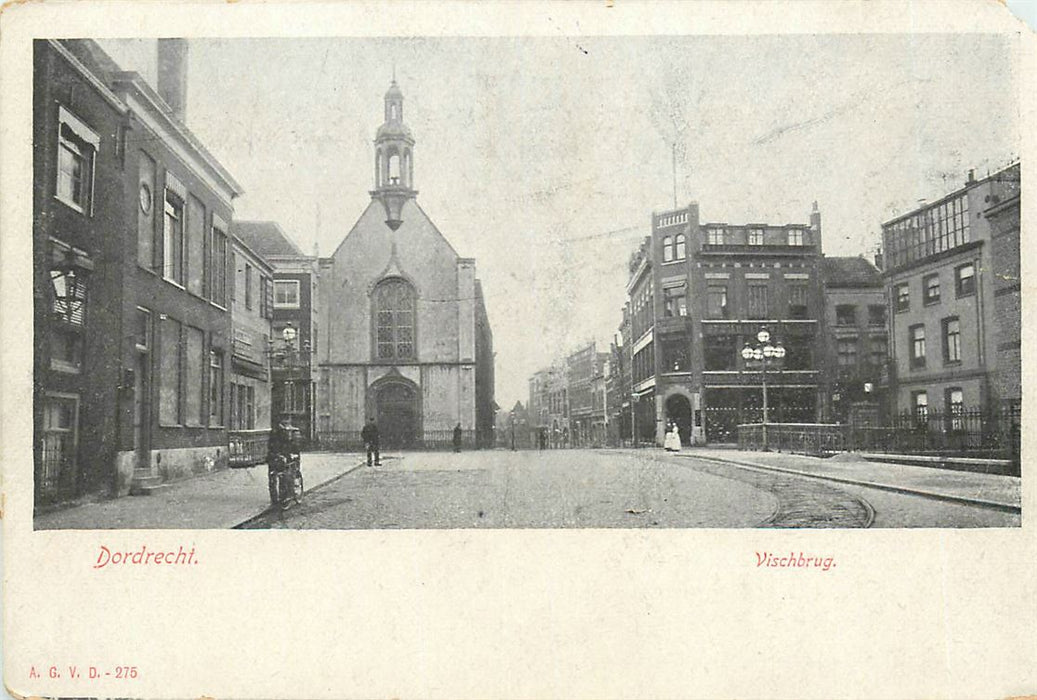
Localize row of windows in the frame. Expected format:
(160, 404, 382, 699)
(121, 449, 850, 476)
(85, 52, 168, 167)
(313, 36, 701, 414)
(836, 337, 888, 367)
(884, 194, 971, 269)
(661, 228, 811, 261)
(908, 317, 961, 369)
(135, 149, 232, 308)
(705, 284, 809, 320)
(835, 304, 886, 327)
(155, 314, 226, 427)
(233, 254, 274, 319)
(894, 263, 975, 312)
(632, 342, 655, 384)
(912, 388, 965, 427)
(705, 227, 807, 247)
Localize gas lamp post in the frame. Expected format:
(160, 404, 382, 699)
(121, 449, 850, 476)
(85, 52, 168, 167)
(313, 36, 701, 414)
(740, 328, 786, 450)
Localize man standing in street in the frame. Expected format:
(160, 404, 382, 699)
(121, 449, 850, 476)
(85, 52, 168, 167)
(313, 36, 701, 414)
(361, 417, 381, 466)
(452, 423, 463, 453)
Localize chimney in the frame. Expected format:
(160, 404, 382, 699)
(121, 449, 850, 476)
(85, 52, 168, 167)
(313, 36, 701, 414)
(157, 38, 188, 123)
(967, 168, 976, 185)
(874, 251, 884, 270)
(809, 200, 822, 253)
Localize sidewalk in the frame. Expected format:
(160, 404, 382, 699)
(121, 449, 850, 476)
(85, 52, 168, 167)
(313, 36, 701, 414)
(34, 452, 364, 530)
(674, 448, 1021, 512)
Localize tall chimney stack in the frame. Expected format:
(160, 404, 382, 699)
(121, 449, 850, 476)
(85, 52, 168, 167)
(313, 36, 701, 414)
(157, 38, 188, 123)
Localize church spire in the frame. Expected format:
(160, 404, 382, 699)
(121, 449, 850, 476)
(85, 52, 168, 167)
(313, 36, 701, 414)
(371, 75, 417, 231)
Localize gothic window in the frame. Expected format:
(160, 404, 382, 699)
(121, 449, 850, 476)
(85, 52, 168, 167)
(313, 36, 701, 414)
(374, 278, 416, 361)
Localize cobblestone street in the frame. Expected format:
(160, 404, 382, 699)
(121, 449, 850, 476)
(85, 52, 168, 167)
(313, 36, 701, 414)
(240, 449, 1020, 529)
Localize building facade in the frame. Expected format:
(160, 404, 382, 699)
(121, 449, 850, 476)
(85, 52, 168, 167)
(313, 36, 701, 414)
(34, 39, 242, 504)
(820, 256, 888, 423)
(984, 179, 1021, 409)
(625, 202, 825, 446)
(316, 80, 494, 449)
(528, 364, 568, 448)
(231, 220, 320, 444)
(882, 164, 1020, 415)
(565, 343, 609, 447)
(227, 235, 273, 465)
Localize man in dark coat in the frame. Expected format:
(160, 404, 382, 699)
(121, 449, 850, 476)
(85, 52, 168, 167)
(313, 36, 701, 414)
(452, 423, 463, 453)
(361, 417, 381, 466)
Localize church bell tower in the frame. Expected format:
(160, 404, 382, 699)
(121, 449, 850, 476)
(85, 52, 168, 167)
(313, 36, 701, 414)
(371, 76, 417, 231)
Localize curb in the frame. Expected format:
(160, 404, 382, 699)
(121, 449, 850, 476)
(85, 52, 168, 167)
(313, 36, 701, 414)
(683, 454, 1021, 514)
(231, 459, 369, 529)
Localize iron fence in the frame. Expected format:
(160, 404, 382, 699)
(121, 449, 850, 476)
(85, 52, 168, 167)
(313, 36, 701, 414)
(228, 429, 270, 467)
(736, 405, 1021, 473)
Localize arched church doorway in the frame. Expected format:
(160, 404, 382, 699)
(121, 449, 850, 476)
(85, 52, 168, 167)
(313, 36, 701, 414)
(665, 394, 693, 446)
(375, 381, 420, 448)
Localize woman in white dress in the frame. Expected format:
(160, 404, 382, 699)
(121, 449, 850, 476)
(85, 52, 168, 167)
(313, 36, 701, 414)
(664, 423, 682, 452)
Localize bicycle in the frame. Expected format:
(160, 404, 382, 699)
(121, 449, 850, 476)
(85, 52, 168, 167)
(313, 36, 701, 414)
(268, 452, 304, 510)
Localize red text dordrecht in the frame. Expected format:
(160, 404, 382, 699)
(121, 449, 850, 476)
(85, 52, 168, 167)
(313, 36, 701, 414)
(94, 545, 197, 569)
(756, 551, 834, 571)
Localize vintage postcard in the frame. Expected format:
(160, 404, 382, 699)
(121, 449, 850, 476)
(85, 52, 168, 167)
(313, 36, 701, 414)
(2, 1, 1035, 698)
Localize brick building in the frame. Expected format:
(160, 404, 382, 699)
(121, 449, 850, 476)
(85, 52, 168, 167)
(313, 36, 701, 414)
(316, 79, 495, 449)
(984, 177, 1021, 409)
(33, 39, 242, 504)
(625, 202, 825, 446)
(882, 163, 1020, 415)
(820, 256, 888, 423)
(231, 220, 320, 443)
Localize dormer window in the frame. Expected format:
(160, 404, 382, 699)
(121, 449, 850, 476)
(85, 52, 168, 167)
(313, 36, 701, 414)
(748, 228, 765, 246)
(787, 229, 804, 246)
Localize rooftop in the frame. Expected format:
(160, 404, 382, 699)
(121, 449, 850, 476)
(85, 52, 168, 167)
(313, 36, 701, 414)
(230, 221, 305, 258)
(822, 256, 883, 289)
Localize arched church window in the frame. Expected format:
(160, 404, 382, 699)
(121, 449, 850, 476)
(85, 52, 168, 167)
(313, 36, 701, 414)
(374, 278, 415, 361)
(388, 153, 400, 185)
(390, 104, 398, 120)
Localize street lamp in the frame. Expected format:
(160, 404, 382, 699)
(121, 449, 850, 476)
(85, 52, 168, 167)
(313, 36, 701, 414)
(267, 323, 312, 432)
(740, 328, 786, 450)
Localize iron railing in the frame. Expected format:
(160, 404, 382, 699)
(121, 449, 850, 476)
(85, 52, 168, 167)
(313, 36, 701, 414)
(228, 429, 270, 467)
(736, 405, 1021, 473)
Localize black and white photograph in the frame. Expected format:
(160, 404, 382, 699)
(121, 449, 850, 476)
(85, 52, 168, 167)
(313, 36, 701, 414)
(30, 29, 1023, 530)
(4, 2, 1037, 698)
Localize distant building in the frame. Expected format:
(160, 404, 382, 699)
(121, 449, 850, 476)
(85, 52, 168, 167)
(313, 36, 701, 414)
(528, 364, 568, 448)
(316, 79, 494, 449)
(820, 256, 888, 423)
(625, 202, 825, 445)
(565, 342, 609, 447)
(231, 220, 320, 444)
(882, 163, 1020, 415)
(33, 39, 242, 505)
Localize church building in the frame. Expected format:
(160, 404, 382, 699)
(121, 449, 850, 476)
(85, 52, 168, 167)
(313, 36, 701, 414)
(315, 79, 495, 449)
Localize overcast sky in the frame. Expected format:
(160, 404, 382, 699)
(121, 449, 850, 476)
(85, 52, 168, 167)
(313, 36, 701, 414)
(98, 35, 1020, 408)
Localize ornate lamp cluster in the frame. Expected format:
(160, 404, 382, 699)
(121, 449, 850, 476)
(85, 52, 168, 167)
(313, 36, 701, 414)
(739, 328, 788, 450)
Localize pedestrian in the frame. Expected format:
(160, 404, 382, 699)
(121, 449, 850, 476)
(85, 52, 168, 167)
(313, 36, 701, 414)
(453, 423, 463, 453)
(361, 417, 381, 466)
